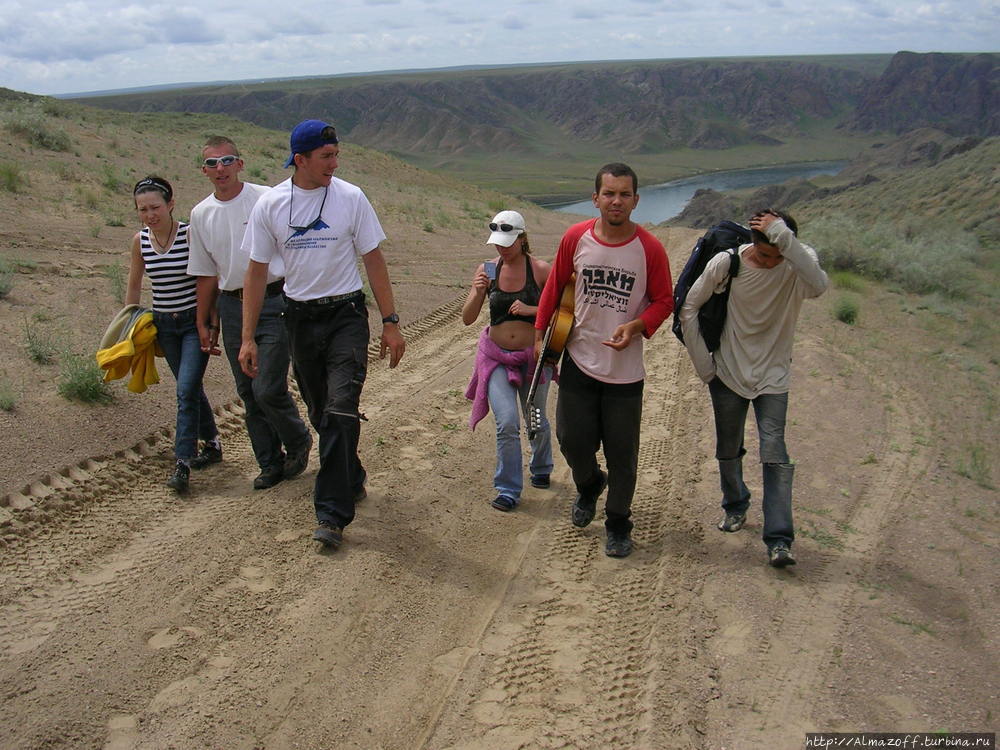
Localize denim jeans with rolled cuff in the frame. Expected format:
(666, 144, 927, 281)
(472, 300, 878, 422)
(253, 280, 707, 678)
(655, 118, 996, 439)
(487, 360, 553, 503)
(708, 376, 794, 549)
(284, 293, 369, 529)
(219, 293, 311, 472)
(555, 354, 643, 535)
(153, 308, 218, 461)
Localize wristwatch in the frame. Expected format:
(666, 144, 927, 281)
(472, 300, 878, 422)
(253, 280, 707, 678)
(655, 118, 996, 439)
(382, 313, 400, 325)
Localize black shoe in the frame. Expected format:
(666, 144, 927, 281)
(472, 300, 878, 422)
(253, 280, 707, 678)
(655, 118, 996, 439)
(166, 461, 190, 494)
(253, 465, 284, 490)
(571, 469, 607, 528)
(530, 474, 551, 489)
(768, 543, 797, 568)
(605, 530, 633, 558)
(491, 494, 516, 512)
(313, 521, 343, 548)
(283, 435, 312, 480)
(189, 443, 222, 470)
(717, 511, 747, 533)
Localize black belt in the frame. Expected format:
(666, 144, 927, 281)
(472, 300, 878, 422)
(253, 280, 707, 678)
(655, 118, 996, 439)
(222, 280, 284, 300)
(286, 290, 364, 307)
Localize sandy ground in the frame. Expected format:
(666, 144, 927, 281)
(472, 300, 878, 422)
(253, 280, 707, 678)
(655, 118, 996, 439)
(1, 220, 997, 749)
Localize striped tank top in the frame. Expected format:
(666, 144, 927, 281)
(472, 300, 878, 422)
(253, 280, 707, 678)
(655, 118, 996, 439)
(139, 222, 197, 313)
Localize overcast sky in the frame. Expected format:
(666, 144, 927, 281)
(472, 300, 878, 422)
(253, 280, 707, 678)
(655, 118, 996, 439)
(1, 0, 996, 96)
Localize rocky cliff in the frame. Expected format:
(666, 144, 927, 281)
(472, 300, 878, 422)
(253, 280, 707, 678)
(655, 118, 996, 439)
(844, 51, 999, 137)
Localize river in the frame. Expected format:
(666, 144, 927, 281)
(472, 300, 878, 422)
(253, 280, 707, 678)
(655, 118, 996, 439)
(551, 161, 847, 225)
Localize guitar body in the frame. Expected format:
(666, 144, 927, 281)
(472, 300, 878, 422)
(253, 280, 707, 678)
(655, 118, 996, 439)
(525, 274, 575, 439)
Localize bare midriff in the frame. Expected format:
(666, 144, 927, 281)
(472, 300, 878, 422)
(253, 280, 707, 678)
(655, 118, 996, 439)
(489, 319, 536, 351)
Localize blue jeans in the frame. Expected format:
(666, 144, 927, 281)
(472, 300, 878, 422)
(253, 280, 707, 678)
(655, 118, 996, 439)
(219, 293, 310, 472)
(283, 294, 368, 529)
(709, 377, 794, 548)
(153, 308, 218, 461)
(487, 361, 553, 502)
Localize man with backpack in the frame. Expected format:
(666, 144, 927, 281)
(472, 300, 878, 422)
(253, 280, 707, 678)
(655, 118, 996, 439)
(679, 209, 828, 567)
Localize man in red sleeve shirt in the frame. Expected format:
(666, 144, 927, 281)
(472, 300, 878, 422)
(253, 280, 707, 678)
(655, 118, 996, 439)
(535, 163, 673, 557)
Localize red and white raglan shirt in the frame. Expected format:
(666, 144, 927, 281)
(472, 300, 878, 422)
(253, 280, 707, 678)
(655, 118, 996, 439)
(536, 219, 673, 384)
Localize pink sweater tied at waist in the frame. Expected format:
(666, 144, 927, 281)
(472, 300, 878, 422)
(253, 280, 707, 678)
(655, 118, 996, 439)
(465, 327, 556, 430)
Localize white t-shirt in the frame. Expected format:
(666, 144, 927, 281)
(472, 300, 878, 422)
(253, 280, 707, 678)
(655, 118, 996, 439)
(243, 177, 386, 301)
(187, 183, 281, 290)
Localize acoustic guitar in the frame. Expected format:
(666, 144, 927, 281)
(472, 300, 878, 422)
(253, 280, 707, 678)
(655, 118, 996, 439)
(524, 273, 575, 439)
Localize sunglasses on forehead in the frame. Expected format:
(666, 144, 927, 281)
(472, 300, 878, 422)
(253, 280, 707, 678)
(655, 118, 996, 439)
(489, 222, 522, 233)
(203, 155, 240, 168)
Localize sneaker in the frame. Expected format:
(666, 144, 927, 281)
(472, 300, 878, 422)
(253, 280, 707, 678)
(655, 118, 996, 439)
(717, 511, 747, 533)
(605, 530, 633, 558)
(189, 443, 222, 470)
(530, 474, 551, 489)
(313, 521, 343, 548)
(283, 435, 312, 480)
(768, 543, 796, 568)
(253, 465, 284, 490)
(166, 461, 190, 494)
(571, 470, 607, 528)
(491, 495, 517, 512)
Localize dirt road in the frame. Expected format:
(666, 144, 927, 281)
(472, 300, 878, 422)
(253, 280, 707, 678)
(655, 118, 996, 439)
(2, 233, 996, 749)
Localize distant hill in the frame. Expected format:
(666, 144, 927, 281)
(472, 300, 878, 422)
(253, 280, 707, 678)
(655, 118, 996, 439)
(81, 56, 884, 156)
(843, 51, 999, 137)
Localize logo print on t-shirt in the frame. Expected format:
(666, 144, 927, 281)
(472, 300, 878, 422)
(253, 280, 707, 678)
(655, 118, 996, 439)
(289, 219, 331, 239)
(581, 265, 636, 313)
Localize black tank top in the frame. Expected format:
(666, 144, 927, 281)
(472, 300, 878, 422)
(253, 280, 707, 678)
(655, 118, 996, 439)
(489, 255, 542, 326)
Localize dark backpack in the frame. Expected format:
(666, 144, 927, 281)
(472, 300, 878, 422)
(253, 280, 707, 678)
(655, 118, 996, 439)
(671, 220, 750, 352)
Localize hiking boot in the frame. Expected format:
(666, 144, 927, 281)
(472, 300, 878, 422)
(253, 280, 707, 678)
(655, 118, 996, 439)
(491, 494, 517, 512)
(530, 474, 551, 489)
(166, 461, 190, 494)
(717, 511, 747, 533)
(768, 543, 796, 568)
(283, 436, 312, 480)
(253, 465, 284, 490)
(189, 442, 222, 470)
(313, 521, 343, 548)
(571, 470, 606, 528)
(605, 530, 633, 558)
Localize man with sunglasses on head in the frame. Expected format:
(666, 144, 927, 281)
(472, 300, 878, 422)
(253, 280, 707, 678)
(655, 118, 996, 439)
(238, 119, 406, 550)
(187, 136, 312, 492)
(679, 209, 828, 568)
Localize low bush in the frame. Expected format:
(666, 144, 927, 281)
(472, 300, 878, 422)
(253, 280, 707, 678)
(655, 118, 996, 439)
(0, 267, 13, 299)
(833, 295, 859, 325)
(104, 263, 126, 303)
(23, 316, 59, 364)
(0, 162, 25, 193)
(2, 103, 72, 152)
(808, 214, 979, 298)
(0, 379, 16, 412)
(57, 351, 113, 404)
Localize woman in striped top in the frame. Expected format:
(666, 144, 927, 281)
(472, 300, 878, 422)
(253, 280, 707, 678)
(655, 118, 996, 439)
(126, 176, 221, 494)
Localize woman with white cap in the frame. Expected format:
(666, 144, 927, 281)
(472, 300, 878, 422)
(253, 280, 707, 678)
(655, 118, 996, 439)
(463, 210, 554, 511)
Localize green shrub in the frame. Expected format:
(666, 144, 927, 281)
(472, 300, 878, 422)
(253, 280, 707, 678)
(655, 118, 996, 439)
(103, 263, 126, 303)
(0, 269, 12, 300)
(2, 103, 72, 151)
(101, 163, 126, 193)
(23, 316, 59, 364)
(833, 295, 859, 325)
(57, 351, 113, 403)
(0, 162, 25, 193)
(808, 214, 978, 298)
(0, 379, 15, 412)
(955, 446, 994, 489)
(829, 270, 865, 293)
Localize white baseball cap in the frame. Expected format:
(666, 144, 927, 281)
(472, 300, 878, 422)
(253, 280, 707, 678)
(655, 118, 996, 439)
(485, 210, 525, 247)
